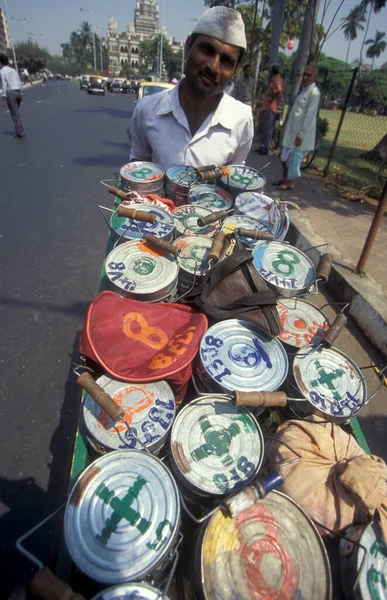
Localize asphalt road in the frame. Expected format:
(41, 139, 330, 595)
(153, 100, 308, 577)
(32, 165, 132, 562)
(0, 81, 135, 599)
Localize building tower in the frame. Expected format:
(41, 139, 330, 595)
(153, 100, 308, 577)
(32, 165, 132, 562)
(134, 0, 159, 39)
(0, 8, 11, 55)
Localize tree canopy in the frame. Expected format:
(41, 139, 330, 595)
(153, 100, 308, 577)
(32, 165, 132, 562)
(61, 21, 107, 74)
(13, 41, 50, 73)
(140, 35, 182, 81)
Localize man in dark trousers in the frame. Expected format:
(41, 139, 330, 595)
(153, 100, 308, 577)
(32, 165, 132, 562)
(0, 54, 25, 138)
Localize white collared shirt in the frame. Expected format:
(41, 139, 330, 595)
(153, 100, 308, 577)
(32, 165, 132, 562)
(129, 83, 254, 172)
(0, 65, 22, 98)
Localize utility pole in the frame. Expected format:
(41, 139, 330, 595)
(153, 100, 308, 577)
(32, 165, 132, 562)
(159, 0, 165, 81)
(80, 8, 97, 71)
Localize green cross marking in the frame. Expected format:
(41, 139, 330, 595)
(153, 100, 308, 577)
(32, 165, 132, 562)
(310, 360, 345, 401)
(370, 539, 387, 560)
(95, 476, 151, 546)
(367, 567, 386, 600)
(191, 416, 240, 467)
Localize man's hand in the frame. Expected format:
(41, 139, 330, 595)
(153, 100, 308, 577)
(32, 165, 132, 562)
(295, 136, 302, 147)
(2, 99, 6, 109)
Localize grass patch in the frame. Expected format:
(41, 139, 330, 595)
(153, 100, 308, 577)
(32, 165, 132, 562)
(312, 109, 387, 197)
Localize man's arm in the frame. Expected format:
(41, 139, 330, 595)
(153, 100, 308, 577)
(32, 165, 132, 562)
(128, 101, 152, 162)
(227, 112, 254, 165)
(1, 70, 7, 107)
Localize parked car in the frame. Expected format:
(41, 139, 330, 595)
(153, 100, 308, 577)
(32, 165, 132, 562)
(110, 78, 128, 93)
(80, 75, 89, 90)
(136, 81, 175, 101)
(87, 76, 105, 95)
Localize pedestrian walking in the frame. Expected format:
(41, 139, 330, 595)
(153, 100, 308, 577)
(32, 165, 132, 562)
(0, 54, 25, 138)
(22, 67, 29, 84)
(129, 6, 253, 171)
(232, 63, 254, 106)
(275, 64, 320, 190)
(256, 64, 283, 155)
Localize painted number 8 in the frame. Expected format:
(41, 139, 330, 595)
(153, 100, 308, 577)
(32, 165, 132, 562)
(272, 250, 300, 276)
(131, 167, 152, 179)
(230, 172, 251, 186)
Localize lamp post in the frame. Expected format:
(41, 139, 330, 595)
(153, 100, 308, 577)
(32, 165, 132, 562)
(96, 26, 105, 72)
(80, 7, 96, 71)
(4, 0, 20, 71)
(159, 0, 165, 80)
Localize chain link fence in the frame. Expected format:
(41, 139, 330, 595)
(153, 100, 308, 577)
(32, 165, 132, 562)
(314, 67, 387, 199)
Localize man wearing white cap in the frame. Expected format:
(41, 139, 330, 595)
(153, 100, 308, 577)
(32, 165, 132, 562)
(129, 7, 254, 172)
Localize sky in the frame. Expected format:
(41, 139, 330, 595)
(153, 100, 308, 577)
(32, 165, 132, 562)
(3, 0, 387, 67)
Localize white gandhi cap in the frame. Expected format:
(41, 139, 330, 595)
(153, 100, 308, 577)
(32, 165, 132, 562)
(192, 7, 247, 51)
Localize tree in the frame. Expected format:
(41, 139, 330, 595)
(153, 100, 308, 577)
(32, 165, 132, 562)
(61, 21, 105, 75)
(359, 0, 387, 63)
(365, 30, 387, 68)
(204, 0, 250, 6)
(352, 69, 387, 110)
(317, 55, 353, 100)
(340, 4, 366, 63)
(140, 35, 183, 81)
(14, 41, 50, 73)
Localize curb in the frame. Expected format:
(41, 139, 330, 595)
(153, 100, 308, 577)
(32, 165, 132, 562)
(286, 218, 387, 359)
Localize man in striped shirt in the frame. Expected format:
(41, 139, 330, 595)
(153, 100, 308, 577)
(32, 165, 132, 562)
(0, 54, 25, 138)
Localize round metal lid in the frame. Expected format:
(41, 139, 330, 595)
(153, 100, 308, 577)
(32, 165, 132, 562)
(188, 185, 233, 211)
(277, 299, 330, 349)
(64, 450, 180, 584)
(357, 521, 387, 600)
(83, 377, 176, 452)
(120, 162, 164, 184)
(252, 241, 316, 294)
(170, 395, 263, 496)
(166, 165, 198, 187)
(220, 165, 266, 191)
(172, 205, 218, 237)
(105, 240, 178, 296)
(173, 235, 213, 276)
(199, 319, 288, 392)
(222, 215, 271, 250)
(92, 583, 168, 600)
(201, 490, 332, 600)
(110, 205, 174, 241)
(293, 345, 368, 419)
(234, 190, 273, 218)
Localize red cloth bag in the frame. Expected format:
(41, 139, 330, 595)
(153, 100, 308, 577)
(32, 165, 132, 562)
(79, 291, 208, 400)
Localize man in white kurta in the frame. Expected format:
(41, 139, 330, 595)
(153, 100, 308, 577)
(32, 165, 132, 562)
(277, 64, 321, 189)
(129, 7, 254, 172)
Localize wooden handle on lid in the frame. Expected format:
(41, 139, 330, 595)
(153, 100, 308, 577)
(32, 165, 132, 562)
(317, 253, 333, 283)
(238, 228, 274, 241)
(144, 234, 180, 256)
(196, 164, 216, 173)
(323, 313, 347, 347)
(77, 372, 124, 423)
(197, 210, 228, 227)
(235, 391, 287, 408)
(117, 205, 156, 223)
(108, 185, 129, 201)
(208, 231, 225, 263)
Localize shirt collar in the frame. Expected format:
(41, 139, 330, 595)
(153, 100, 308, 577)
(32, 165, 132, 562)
(156, 81, 234, 131)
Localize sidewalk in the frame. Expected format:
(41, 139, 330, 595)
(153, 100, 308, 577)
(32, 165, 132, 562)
(247, 149, 387, 358)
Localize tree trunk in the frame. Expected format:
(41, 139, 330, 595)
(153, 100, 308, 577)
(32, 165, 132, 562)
(346, 39, 350, 64)
(289, 0, 321, 107)
(360, 2, 372, 65)
(268, 0, 286, 68)
(360, 132, 387, 163)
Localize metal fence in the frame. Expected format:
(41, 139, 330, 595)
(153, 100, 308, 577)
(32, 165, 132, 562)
(316, 67, 387, 198)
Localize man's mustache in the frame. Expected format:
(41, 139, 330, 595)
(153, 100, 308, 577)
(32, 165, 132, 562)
(198, 69, 219, 84)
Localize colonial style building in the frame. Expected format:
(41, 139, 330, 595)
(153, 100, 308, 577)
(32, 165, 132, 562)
(107, 0, 159, 77)
(0, 8, 10, 55)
